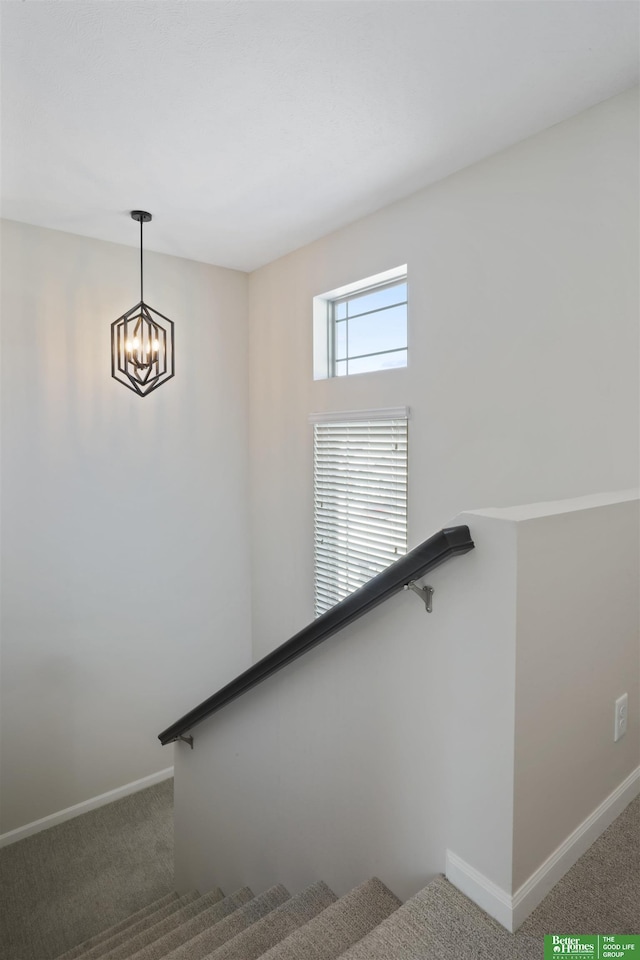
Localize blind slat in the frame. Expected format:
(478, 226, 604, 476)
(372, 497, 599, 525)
(314, 417, 408, 617)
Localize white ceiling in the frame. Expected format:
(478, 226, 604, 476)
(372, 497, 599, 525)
(1, 1, 638, 272)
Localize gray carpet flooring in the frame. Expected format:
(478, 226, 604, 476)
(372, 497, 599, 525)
(338, 796, 640, 960)
(0, 779, 174, 960)
(0, 780, 637, 960)
(518, 792, 640, 936)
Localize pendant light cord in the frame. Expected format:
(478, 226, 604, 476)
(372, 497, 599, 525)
(140, 216, 144, 305)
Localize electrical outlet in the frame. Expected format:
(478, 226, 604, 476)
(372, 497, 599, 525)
(614, 693, 628, 742)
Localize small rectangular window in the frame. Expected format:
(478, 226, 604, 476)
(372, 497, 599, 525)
(313, 267, 407, 380)
(331, 278, 407, 376)
(313, 414, 408, 616)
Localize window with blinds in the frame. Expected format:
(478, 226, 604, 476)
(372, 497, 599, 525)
(313, 416, 408, 617)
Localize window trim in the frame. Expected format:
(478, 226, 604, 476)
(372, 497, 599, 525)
(309, 406, 411, 424)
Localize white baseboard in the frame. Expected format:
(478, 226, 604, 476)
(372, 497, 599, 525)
(511, 765, 640, 928)
(0, 766, 174, 849)
(446, 764, 640, 932)
(446, 849, 514, 930)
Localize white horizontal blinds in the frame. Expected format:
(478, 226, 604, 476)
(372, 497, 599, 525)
(314, 418, 408, 617)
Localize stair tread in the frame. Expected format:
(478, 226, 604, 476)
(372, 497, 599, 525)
(55, 891, 201, 960)
(206, 880, 337, 960)
(337, 877, 542, 960)
(159, 884, 290, 960)
(98, 888, 226, 960)
(51, 874, 546, 960)
(54, 894, 179, 960)
(123, 888, 254, 960)
(256, 877, 401, 960)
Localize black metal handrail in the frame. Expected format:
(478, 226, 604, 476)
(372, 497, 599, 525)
(158, 525, 474, 746)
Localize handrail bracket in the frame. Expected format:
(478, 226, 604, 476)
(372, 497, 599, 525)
(176, 734, 194, 749)
(404, 581, 434, 613)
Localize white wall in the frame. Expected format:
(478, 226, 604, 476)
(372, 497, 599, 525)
(446, 491, 640, 929)
(174, 540, 477, 904)
(173, 492, 639, 929)
(446, 492, 639, 929)
(0, 220, 252, 833)
(441, 514, 518, 895)
(248, 87, 639, 660)
(511, 494, 640, 890)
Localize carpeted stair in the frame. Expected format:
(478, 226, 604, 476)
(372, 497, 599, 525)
(119, 887, 254, 960)
(56, 892, 203, 960)
(158, 883, 290, 960)
(7, 783, 637, 960)
(99, 887, 254, 960)
(53, 874, 549, 960)
(56, 895, 180, 960)
(339, 877, 543, 960)
(74, 889, 225, 960)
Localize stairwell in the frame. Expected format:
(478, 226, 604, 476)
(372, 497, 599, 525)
(3, 502, 637, 959)
(2, 783, 636, 960)
(55, 874, 548, 960)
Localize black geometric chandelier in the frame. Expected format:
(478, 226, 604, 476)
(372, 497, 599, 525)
(111, 211, 175, 396)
